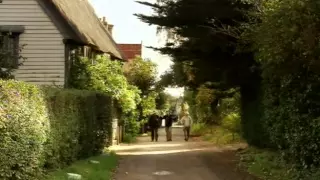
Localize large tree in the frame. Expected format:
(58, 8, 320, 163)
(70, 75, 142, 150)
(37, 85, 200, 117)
(124, 56, 157, 95)
(135, 0, 258, 91)
(136, 0, 266, 145)
(123, 56, 158, 133)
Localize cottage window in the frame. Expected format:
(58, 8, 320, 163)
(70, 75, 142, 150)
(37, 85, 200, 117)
(0, 33, 20, 68)
(0, 26, 24, 69)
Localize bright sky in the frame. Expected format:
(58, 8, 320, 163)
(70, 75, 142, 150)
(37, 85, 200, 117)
(89, 0, 184, 97)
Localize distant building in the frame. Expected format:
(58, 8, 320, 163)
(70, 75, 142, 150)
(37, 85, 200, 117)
(117, 43, 142, 61)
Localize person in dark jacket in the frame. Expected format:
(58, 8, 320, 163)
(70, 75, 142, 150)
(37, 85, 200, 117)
(164, 114, 178, 141)
(148, 113, 160, 142)
(164, 114, 173, 141)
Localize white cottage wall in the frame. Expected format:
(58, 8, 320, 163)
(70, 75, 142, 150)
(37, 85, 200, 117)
(0, 0, 65, 85)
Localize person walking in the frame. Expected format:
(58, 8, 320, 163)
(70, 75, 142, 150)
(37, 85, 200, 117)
(148, 113, 160, 142)
(164, 114, 174, 141)
(180, 112, 192, 141)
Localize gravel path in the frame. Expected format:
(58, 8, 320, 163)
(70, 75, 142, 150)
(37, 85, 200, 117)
(111, 126, 258, 180)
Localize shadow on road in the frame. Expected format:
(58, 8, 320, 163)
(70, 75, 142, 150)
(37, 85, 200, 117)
(112, 127, 258, 180)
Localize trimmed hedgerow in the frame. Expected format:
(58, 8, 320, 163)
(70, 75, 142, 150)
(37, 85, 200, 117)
(0, 80, 49, 179)
(0, 80, 114, 179)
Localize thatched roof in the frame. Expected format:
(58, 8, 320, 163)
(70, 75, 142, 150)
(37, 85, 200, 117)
(39, 0, 123, 59)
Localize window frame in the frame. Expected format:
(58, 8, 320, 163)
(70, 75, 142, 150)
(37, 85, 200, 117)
(0, 25, 24, 69)
(0, 32, 20, 68)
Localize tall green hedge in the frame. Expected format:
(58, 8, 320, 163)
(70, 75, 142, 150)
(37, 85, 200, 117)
(0, 80, 113, 179)
(246, 0, 320, 169)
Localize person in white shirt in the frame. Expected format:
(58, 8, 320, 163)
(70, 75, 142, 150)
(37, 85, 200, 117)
(180, 112, 192, 141)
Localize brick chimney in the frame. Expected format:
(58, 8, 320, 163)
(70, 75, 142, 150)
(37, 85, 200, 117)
(100, 16, 113, 36)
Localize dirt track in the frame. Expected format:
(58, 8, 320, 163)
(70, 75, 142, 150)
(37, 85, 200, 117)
(111, 126, 257, 180)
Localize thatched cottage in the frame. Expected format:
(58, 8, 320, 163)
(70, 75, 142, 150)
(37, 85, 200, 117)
(0, 0, 123, 87)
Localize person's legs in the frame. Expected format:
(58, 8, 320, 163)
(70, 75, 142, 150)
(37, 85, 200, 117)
(168, 126, 172, 141)
(165, 127, 169, 141)
(155, 128, 159, 141)
(183, 127, 187, 141)
(151, 128, 155, 141)
(186, 126, 190, 141)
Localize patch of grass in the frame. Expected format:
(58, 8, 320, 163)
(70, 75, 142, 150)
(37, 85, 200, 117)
(122, 133, 137, 143)
(237, 147, 320, 180)
(238, 147, 293, 180)
(201, 126, 243, 145)
(191, 123, 243, 145)
(190, 123, 207, 136)
(44, 152, 118, 180)
(191, 113, 243, 145)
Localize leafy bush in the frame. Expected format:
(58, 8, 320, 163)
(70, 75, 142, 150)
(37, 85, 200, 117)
(191, 123, 242, 145)
(122, 111, 140, 140)
(70, 55, 141, 113)
(221, 113, 241, 133)
(0, 81, 49, 179)
(122, 133, 138, 144)
(69, 55, 142, 139)
(0, 80, 114, 179)
(190, 123, 207, 136)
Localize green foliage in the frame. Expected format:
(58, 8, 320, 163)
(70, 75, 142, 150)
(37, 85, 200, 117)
(0, 80, 114, 179)
(157, 62, 192, 88)
(139, 0, 320, 176)
(183, 89, 198, 122)
(239, 148, 295, 180)
(141, 92, 157, 117)
(247, 0, 320, 169)
(190, 123, 207, 136)
(124, 56, 157, 94)
(69, 55, 142, 139)
(122, 133, 138, 144)
(136, 0, 257, 90)
(185, 84, 240, 125)
(155, 91, 173, 115)
(221, 113, 241, 133)
(191, 123, 243, 145)
(70, 55, 141, 113)
(0, 81, 49, 179)
(239, 148, 320, 180)
(122, 111, 140, 140)
(195, 85, 217, 124)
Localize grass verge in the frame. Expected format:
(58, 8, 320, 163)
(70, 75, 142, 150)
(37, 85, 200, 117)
(238, 147, 293, 180)
(122, 133, 138, 143)
(44, 151, 118, 180)
(238, 147, 320, 180)
(191, 123, 243, 145)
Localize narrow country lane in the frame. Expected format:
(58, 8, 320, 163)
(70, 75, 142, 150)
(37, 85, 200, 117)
(111, 126, 258, 180)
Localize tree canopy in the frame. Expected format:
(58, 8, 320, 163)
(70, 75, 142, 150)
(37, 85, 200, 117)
(124, 56, 157, 95)
(135, 0, 257, 91)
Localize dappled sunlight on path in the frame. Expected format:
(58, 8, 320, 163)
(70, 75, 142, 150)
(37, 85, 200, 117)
(112, 127, 256, 180)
